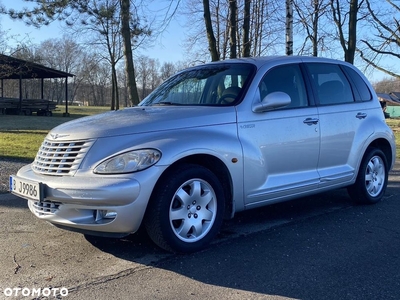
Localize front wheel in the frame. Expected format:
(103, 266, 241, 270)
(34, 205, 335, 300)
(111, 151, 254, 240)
(347, 148, 388, 204)
(145, 164, 225, 253)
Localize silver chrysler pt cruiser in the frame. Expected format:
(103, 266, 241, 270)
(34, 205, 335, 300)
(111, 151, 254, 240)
(10, 56, 396, 253)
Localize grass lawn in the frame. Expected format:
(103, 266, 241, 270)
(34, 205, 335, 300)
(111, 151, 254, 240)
(385, 118, 400, 159)
(0, 106, 110, 161)
(1, 106, 400, 161)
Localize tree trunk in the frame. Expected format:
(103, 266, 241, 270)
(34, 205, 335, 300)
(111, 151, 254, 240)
(203, 0, 220, 61)
(286, 0, 294, 56)
(113, 65, 120, 110)
(312, 0, 319, 57)
(120, 0, 140, 105)
(111, 68, 115, 110)
(242, 0, 251, 57)
(346, 0, 358, 64)
(229, 0, 238, 59)
(331, 0, 358, 64)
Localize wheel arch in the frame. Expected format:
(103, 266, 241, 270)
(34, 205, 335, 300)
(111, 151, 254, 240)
(367, 138, 394, 169)
(151, 154, 234, 220)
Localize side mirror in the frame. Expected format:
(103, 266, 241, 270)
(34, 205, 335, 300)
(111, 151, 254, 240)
(252, 91, 291, 113)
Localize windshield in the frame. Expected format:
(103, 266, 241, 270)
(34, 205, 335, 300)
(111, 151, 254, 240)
(139, 63, 255, 106)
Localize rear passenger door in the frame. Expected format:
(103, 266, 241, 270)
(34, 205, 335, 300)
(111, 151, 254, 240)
(304, 63, 374, 187)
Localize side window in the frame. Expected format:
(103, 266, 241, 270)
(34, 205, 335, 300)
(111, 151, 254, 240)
(259, 64, 308, 109)
(342, 65, 372, 101)
(306, 63, 355, 105)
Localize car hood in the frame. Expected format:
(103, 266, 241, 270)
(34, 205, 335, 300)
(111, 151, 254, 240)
(47, 106, 237, 140)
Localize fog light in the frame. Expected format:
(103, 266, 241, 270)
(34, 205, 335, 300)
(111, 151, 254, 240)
(95, 210, 117, 222)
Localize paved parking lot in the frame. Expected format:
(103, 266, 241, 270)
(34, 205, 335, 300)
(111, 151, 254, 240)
(1, 166, 400, 299)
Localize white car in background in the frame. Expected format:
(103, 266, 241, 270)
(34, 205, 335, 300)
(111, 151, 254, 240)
(10, 56, 396, 253)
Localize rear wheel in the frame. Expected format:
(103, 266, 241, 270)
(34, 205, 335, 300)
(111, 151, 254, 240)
(347, 148, 388, 204)
(145, 164, 225, 253)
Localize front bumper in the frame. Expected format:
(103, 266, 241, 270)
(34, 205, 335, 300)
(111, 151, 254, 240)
(15, 164, 164, 236)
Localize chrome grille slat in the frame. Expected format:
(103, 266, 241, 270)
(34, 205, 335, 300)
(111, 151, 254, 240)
(32, 138, 95, 176)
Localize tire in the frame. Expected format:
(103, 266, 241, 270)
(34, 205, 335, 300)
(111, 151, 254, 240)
(145, 164, 225, 253)
(347, 148, 388, 204)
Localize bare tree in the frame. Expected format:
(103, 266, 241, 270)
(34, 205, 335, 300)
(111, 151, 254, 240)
(242, 0, 251, 57)
(359, 0, 400, 78)
(78, 58, 111, 106)
(229, 0, 238, 58)
(0, 23, 6, 54)
(330, 0, 364, 64)
(374, 78, 400, 93)
(136, 55, 150, 100)
(3, 45, 43, 100)
(294, 0, 330, 56)
(203, 0, 220, 61)
(1, 0, 154, 106)
(0, 44, 34, 81)
(160, 62, 177, 81)
(117, 64, 129, 107)
(136, 56, 161, 100)
(80, 0, 125, 110)
(286, 0, 293, 55)
(36, 37, 85, 104)
(187, 0, 282, 62)
(148, 58, 161, 90)
(120, 0, 140, 105)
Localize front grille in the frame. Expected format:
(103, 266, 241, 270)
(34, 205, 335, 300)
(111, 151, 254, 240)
(32, 200, 61, 216)
(32, 139, 95, 176)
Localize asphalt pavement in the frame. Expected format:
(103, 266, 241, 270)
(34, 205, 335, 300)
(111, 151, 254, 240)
(1, 166, 400, 300)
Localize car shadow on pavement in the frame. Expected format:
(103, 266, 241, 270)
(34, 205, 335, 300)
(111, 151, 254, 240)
(156, 190, 400, 299)
(83, 226, 163, 261)
(84, 187, 353, 259)
(83, 169, 400, 299)
(2, 166, 398, 299)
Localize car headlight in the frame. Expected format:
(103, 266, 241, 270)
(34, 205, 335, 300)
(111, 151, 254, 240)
(94, 149, 161, 174)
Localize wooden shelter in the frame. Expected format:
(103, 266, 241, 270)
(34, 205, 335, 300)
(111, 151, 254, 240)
(0, 54, 74, 116)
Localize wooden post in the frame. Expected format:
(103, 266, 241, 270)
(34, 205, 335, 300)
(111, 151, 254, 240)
(63, 76, 70, 117)
(0, 79, 3, 114)
(19, 74, 22, 114)
(41, 78, 44, 99)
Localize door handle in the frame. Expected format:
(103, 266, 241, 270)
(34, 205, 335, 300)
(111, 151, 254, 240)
(303, 118, 319, 125)
(356, 112, 367, 119)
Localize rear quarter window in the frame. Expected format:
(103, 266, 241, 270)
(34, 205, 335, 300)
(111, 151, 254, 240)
(306, 63, 355, 105)
(342, 65, 372, 101)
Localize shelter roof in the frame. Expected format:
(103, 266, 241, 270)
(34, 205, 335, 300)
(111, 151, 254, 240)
(0, 54, 74, 79)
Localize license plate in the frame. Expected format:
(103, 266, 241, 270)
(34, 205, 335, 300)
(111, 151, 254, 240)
(9, 175, 43, 201)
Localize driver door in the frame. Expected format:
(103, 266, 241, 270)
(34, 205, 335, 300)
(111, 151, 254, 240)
(237, 63, 321, 207)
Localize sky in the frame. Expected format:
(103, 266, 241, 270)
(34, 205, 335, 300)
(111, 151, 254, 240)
(0, 0, 187, 65)
(0, 0, 394, 83)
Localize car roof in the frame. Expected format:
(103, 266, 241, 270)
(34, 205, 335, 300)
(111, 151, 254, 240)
(174, 56, 358, 81)
(200, 56, 353, 69)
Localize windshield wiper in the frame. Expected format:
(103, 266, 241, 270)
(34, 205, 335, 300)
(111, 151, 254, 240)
(154, 101, 183, 106)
